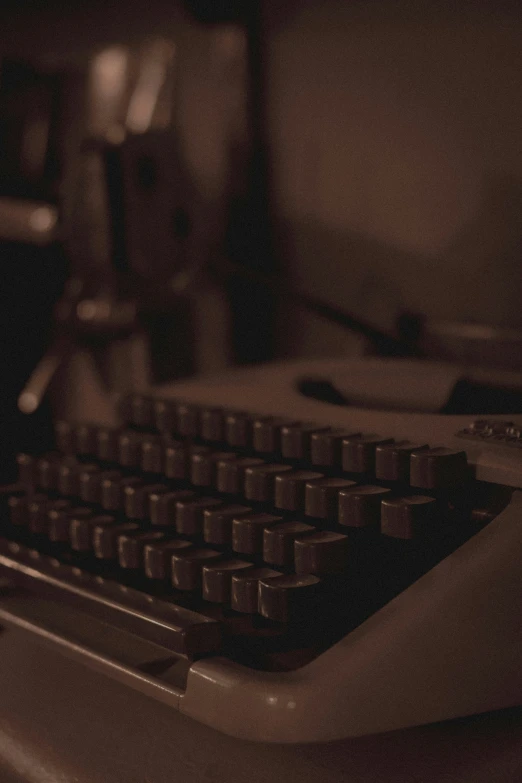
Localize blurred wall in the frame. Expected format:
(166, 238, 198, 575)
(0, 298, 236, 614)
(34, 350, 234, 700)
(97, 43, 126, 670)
(266, 0, 522, 357)
(1, 0, 522, 367)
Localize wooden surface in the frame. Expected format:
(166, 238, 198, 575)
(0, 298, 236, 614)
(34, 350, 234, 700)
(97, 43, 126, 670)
(1, 626, 522, 783)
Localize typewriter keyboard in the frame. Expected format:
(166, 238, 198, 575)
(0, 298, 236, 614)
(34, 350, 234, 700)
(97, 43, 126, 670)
(1, 395, 513, 673)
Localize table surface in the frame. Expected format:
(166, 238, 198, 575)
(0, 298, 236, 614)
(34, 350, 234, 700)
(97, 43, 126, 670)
(1, 627, 522, 783)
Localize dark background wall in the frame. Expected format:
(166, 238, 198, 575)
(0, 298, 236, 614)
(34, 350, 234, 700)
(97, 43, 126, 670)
(1, 0, 521, 363)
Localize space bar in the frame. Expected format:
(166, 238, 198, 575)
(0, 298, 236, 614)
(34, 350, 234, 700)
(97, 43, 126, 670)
(0, 541, 222, 658)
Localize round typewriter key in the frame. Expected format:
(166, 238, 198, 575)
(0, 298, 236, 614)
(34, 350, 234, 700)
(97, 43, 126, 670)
(78, 465, 102, 504)
(375, 441, 429, 482)
(93, 520, 139, 560)
(172, 548, 222, 590)
(149, 489, 194, 526)
(89, 469, 121, 505)
(144, 538, 193, 580)
(232, 513, 283, 555)
(8, 495, 29, 527)
(124, 483, 167, 520)
(176, 403, 200, 437)
(274, 470, 324, 512)
(231, 567, 282, 613)
(280, 423, 330, 461)
(75, 424, 97, 457)
(130, 394, 154, 429)
(37, 453, 61, 492)
(70, 511, 103, 552)
(310, 429, 361, 468)
(140, 435, 165, 474)
(43, 500, 73, 538)
(29, 497, 69, 534)
(55, 420, 75, 453)
(153, 399, 176, 433)
(101, 474, 140, 511)
(263, 521, 316, 566)
(244, 463, 292, 502)
(49, 505, 89, 543)
(118, 530, 167, 570)
(216, 457, 264, 495)
(202, 559, 254, 602)
(338, 485, 392, 528)
(118, 430, 141, 468)
(410, 447, 469, 489)
(252, 417, 296, 454)
(17, 453, 35, 488)
(96, 427, 119, 463)
(203, 504, 253, 545)
(200, 408, 225, 442)
(294, 531, 350, 575)
(305, 477, 357, 520)
(191, 450, 237, 488)
(225, 412, 252, 449)
(342, 435, 394, 474)
(56, 458, 79, 497)
(176, 497, 223, 535)
(381, 495, 437, 539)
(258, 573, 322, 622)
(164, 441, 189, 480)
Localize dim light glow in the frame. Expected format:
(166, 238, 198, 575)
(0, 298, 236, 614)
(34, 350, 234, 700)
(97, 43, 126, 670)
(29, 206, 57, 233)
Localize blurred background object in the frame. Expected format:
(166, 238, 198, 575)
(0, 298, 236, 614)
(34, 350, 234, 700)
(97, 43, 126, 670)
(1, 0, 522, 479)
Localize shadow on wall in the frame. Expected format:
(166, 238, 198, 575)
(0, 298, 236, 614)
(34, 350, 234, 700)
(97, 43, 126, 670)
(275, 174, 522, 357)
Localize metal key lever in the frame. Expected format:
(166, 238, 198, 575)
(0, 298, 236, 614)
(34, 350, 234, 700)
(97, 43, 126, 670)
(17, 288, 138, 415)
(17, 336, 73, 415)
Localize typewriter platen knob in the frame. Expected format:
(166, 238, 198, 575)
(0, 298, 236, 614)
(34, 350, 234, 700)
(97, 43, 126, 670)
(244, 464, 292, 502)
(171, 548, 222, 590)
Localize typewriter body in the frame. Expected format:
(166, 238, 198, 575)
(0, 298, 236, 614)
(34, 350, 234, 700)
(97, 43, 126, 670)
(2, 0, 522, 779)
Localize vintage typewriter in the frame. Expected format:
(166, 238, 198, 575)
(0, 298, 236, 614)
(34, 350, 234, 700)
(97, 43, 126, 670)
(3, 0, 522, 752)
(2, 357, 522, 743)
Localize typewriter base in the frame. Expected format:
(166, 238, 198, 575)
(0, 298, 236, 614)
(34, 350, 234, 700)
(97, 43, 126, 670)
(1, 626, 521, 783)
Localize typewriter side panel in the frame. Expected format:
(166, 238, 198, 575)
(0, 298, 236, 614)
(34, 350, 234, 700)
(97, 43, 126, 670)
(2, 625, 522, 783)
(181, 493, 522, 742)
